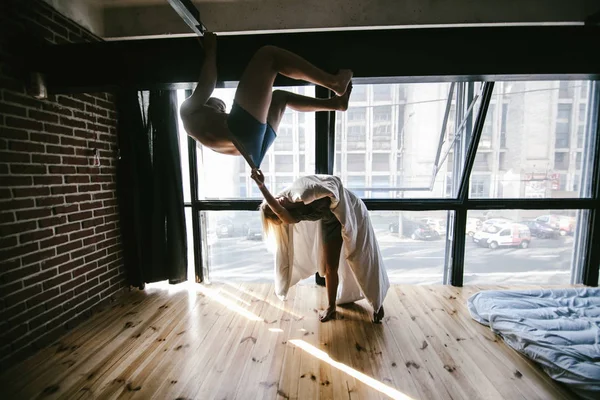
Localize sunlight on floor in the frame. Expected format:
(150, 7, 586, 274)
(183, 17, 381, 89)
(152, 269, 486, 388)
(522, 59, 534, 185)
(289, 340, 414, 400)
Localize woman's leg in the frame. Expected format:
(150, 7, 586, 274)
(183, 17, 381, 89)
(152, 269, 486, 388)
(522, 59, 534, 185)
(234, 45, 353, 124)
(320, 232, 343, 323)
(267, 86, 352, 131)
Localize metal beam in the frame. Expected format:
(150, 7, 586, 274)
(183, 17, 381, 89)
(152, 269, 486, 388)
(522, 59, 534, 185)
(26, 26, 600, 94)
(166, 0, 207, 36)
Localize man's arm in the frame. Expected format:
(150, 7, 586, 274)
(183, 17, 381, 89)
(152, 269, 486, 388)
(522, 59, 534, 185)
(251, 170, 297, 224)
(183, 32, 218, 110)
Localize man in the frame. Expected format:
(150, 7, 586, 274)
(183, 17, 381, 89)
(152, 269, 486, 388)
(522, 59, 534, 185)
(180, 32, 353, 169)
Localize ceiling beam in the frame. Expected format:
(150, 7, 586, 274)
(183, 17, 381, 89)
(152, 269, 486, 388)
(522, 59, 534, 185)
(25, 26, 600, 94)
(166, 0, 207, 36)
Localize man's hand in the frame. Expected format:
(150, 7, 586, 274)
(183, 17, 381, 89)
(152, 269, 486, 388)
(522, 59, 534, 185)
(201, 32, 217, 54)
(251, 168, 266, 187)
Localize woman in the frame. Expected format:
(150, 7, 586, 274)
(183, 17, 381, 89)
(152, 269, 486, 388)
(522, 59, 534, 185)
(251, 170, 389, 323)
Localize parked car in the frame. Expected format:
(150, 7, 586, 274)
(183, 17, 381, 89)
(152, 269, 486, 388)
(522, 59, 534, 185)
(216, 218, 235, 238)
(474, 223, 531, 249)
(466, 217, 483, 236)
(420, 218, 447, 236)
(411, 224, 440, 240)
(520, 220, 557, 239)
(535, 214, 576, 236)
(480, 218, 512, 232)
(245, 221, 263, 241)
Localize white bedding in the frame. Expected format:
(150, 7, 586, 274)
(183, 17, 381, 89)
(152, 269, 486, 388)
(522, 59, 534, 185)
(468, 288, 600, 399)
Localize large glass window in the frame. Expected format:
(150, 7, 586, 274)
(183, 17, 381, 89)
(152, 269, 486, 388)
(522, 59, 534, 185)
(190, 86, 316, 199)
(464, 209, 584, 285)
(468, 81, 595, 199)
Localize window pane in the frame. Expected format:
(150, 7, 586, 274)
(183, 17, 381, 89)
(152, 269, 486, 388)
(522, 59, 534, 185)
(335, 82, 479, 198)
(465, 209, 583, 285)
(188, 86, 315, 199)
(373, 211, 449, 284)
(468, 80, 595, 199)
(203, 211, 273, 282)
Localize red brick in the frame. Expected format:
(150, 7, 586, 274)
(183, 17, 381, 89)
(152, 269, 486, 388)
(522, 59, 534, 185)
(0, 102, 27, 117)
(61, 136, 87, 147)
(0, 303, 27, 326)
(44, 123, 73, 135)
(33, 176, 62, 185)
(99, 150, 115, 159)
(79, 201, 102, 211)
(87, 141, 109, 150)
(40, 234, 69, 249)
(0, 139, 6, 150)
(73, 94, 95, 104)
(4, 284, 42, 308)
(41, 103, 72, 117)
(46, 307, 76, 331)
(13, 187, 49, 198)
(84, 103, 108, 117)
(78, 184, 101, 193)
(76, 166, 100, 174)
(93, 207, 114, 217)
(103, 199, 118, 207)
(6, 117, 43, 131)
(1, 198, 35, 210)
(29, 304, 63, 330)
(3, 92, 41, 108)
(22, 248, 56, 266)
(10, 164, 46, 174)
(50, 185, 77, 195)
(30, 132, 60, 144)
(97, 252, 117, 267)
(95, 99, 115, 111)
(20, 228, 53, 243)
(66, 193, 90, 203)
(38, 215, 66, 228)
(73, 129, 94, 139)
(87, 265, 107, 281)
(0, 242, 38, 262)
(0, 220, 37, 236)
(43, 273, 71, 290)
(0, 175, 33, 186)
(63, 291, 87, 311)
(73, 110, 96, 122)
(58, 96, 85, 110)
(45, 290, 74, 310)
(0, 281, 24, 301)
(72, 246, 94, 260)
(88, 281, 109, 298)
(83, 235, 103, 246)
(0, 235, 17, 249)
(57, 240, 82, 254)
(0, 127, 29, 140)
(101, 183, 116, 191)
(9, 141, 44, 153)
(0, 164, 8, 174)
(46, 145, 74, 155)
(60, 116, 86, 129)
(24, 270, 58, 290)
(32, 154, 61, 164)
(64, 175, 89, 184)
(81, 217, 103, 228)
(0, 188, 12, 199)
(69, 228, 94, 241)
(53, 204, 78, 214)
(91, 175, 112, 183)
(0, 324, 28, 342)
(96, 117, 114, 128)
(58, 258, 84, 275)
(62, 156, 87, 165)
(74, 278, 97, 295)
(76, 294, 100, 314)
(40, 253, 70, 270)
(49, 165, 76, 174)
(0, 212, 15, 224)
(16, 208, 52, 220)
(28, 109, 59, 124)
(67, 211, 92, 222)
(36, 196, 64, 207)
(55, 222, 80, 234)
(0, 264, 40, 286)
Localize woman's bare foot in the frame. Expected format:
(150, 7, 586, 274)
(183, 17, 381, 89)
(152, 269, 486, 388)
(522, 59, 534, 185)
(373, 305, 384, 324)
(334, 82, 353, 111)
(319, 305, 337, 322)
(332, 69, 353, 96)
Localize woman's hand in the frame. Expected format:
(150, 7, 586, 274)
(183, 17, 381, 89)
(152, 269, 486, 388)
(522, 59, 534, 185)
(251, 168, 265, 187)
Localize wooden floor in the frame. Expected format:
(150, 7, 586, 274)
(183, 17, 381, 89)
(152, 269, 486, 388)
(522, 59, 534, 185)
(0, 282, 578, 400)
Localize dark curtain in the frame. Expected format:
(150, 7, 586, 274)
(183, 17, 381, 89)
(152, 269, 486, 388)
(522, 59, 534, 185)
(116, 90, 187, 288)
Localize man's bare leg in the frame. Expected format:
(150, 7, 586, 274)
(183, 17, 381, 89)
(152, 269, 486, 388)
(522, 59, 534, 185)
(267, 84, 353, 131)
(235, 45, 353, 124)
(320, 234, 343, 323)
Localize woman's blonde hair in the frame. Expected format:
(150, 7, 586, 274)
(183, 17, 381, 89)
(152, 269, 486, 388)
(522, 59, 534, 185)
(259, 200, 285, 253)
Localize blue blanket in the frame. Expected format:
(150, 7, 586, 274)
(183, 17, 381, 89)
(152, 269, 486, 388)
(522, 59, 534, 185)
(468, 288, 600, 399)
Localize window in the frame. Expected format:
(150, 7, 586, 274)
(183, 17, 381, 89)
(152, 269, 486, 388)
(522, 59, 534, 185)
(371, 176, 390, 198)
(558, 81, 574, 99)
(372, 153, 390, 172)
(464, 209, 582, 285)
(351, 85, 367, 102)
(577, 103, 587, 148)
(576, 152, 582, 168)
(500, 103, 508, 148)
(347, 175, 366, 198)
(373, 125, 392, 150)
(347, 125, 366, 151)
(480, 103, 495, 147)
(469, 80, 594, 199)
(374, 106, 392, 122)
(470, 176, 490, 198)
(348, 108, 366, 122)
(347, 154, 365, 172)
(274, 126, 293, 151)
(373, 85, 392, 102)
(554, 152, 569, 170)
(275, 155, 293, 172)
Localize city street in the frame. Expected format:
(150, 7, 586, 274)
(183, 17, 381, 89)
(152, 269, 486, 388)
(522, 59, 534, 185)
(206, 230, 574, 285)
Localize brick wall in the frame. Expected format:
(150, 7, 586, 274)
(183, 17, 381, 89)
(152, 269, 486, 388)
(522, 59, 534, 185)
(0, 0, 126, 371)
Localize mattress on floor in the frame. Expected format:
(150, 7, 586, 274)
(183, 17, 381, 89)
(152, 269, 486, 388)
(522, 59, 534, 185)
(467, 288, 600, 400)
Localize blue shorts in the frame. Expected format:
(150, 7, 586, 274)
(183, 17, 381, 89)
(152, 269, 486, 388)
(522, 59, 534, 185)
(226, 102, 277, 168)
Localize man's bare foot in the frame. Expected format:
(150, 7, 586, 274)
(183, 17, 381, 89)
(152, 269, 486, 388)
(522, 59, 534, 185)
(373, 305, 384, 324)
(319, 306, 336, 322)
(335, 82, 353, 111)
(333, 69, 353, 96)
